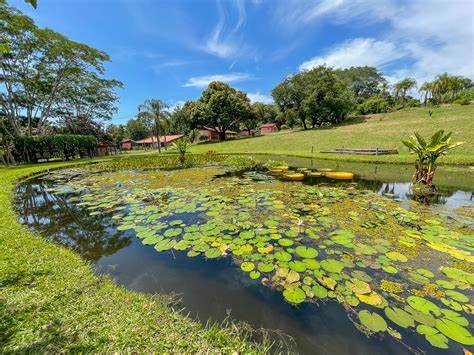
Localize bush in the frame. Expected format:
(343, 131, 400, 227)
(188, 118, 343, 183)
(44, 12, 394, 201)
(453, 98, 471, 105)
(356, 96, 390, 115)
(13, 134, 97, 163)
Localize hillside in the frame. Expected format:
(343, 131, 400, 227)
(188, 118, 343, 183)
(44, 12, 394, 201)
(190, 105, 474, 165)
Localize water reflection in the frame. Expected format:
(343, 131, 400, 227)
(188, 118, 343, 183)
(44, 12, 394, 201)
(16, 181, 131, 261)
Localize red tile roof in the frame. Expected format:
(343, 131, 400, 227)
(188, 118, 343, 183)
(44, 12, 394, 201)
(136, 135, 183, 144)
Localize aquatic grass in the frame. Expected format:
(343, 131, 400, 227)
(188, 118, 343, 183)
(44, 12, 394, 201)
(0, 161, 273, 353)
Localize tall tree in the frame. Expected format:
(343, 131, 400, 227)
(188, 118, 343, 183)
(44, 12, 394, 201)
(189, 81, 252, 140)
(137, 99, 168, 152)
(272, 74, 308, 129)
(335, 66, 387, 103)
(272, 66, 354, 129)
(125, 117, 152, 141)
(394, 78, 417, 102)
(0, 2, 118, 137)
(106, 124, 126, 147)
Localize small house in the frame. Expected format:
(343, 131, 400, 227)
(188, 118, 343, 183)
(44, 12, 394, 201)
(135, 135, 184, 149)
(260, 123, 278, 134)
(96, 142, 117, 156)
(120, 139, 137, 150)
(196, 127, 237, 142)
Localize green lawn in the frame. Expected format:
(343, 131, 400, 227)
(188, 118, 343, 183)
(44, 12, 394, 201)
(190, 105, 474, 165)
(0, 159, 269, 353)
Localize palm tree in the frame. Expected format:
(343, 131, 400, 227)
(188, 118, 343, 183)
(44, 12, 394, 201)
(137, 99, 169, 153)
(394, 78, 417, 102)
(419, 81, 434, 106)
(402, 130, 463, 186)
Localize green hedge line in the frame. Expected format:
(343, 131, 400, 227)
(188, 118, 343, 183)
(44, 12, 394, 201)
(13, 135, 98, 163)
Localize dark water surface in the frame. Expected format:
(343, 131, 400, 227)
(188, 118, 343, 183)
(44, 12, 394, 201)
(15, 159, 474, 355)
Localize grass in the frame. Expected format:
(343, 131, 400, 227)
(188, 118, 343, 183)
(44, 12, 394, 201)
(189, 104, 474, 165)
(0, 158, 271, 353)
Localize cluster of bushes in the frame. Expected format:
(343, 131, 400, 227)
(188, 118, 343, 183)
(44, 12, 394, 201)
(13, 135, 97, 163)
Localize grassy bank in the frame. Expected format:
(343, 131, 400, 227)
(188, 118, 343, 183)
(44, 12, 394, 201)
(189, 105, 474, 165)
(0, 159, 269, 353)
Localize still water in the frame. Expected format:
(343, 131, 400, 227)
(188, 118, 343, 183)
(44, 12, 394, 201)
(15, 158, 474, 354)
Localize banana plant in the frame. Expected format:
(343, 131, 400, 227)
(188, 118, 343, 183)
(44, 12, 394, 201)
(402, 130, 464, 186)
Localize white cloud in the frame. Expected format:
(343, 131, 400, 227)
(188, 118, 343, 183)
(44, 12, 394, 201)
(202, 0, 247, 58)
(247, 92, 273, 104)
(299, 38, 404, 71)
(183, 73, 253, 88)
(294, 0, 473, 82)
(168, 100, 186, 112)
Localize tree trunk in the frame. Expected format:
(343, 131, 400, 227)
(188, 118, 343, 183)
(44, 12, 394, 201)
(219, 130, 226, 141)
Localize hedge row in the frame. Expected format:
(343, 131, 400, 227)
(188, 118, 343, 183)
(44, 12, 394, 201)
(13, 134, 97, 163)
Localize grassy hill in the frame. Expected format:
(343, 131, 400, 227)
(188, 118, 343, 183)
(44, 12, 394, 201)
(190, 105, 474, 165)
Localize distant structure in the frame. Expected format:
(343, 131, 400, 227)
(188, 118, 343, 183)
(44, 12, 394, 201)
(121, 135, 183, 150)
(120, 139, 137, 150)
(260, 123, 278, 134)
(196, 127, 237, 142)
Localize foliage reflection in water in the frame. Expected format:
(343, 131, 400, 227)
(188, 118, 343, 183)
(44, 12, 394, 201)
(16, 166, 474, 354)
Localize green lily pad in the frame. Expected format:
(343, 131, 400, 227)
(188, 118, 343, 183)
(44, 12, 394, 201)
(416, 325, 449, 349)
(416, 268, 434, 278)
(241, 262, 255, 272)
(384, 307, 415, 328)
(257, 262, 275, 273)
(321, 259, 345, 273)
(385, 251, 408, 262)
(435, 318, 474, 345)
(358, 310, 387, 332)
(445, 290, 469, 303)
(288, 260, 306, 272)
(283, 286, 306, 304)
(294, 246, 318, 258)
(205, 248, 221, 258)
(249, 270, 260, 279)
(382, 265, 398, 274)
(274, 250, 292, 262)
(279, 238, 294, 247)
(312, 284, 328, 298)
(406, 296, 441, 316)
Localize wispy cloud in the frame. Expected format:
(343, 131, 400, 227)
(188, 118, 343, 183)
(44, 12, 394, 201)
(299, 38, 405, 71)
(247, 92, 273, 104)
(202, 0, 248, 58)
(152, 60, 197, 73)
(183, 72, 253, 88)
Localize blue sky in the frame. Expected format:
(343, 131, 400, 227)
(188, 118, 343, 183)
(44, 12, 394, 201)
(11, 0, 474, 124)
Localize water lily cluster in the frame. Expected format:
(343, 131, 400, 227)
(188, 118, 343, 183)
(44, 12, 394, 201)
(43, 166, 473, 351)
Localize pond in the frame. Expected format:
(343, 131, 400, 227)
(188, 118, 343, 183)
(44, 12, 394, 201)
(16, 158, 474, 354)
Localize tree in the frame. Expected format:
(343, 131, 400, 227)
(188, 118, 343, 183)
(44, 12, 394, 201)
(431, 73, 472, 103)
(0, 2, 118, 138)
(272, 66, 354, 129)
(301, 66, 354, 127)
(106, 124, 126, 147)
(335, 66, 387, 103)
(272, 74, 308, 129)
(394, 78, 417, 102)
(419, 81, 434, 106)
(190, 81, 252, 141)
(137, 99, 168, 152)
(125, 117, 152, 141)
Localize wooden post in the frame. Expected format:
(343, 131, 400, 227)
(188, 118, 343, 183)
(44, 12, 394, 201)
(376, 148, 379, 156)
(311, 146, 314, 154)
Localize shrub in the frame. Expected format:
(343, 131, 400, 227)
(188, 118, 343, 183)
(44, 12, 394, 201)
(356, 96, 390, 115)
(12, 135, 97, 163)
(453, 98, 471, 105)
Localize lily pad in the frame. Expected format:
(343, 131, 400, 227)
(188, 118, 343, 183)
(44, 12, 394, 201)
(241, 262, 255, 272)
(294, 246, 318, 258)
(385, 251, 408, 262)
(358, 310, 387, 332)
(321, 259, 345, 273)
(384, 307, 415, 328)
(435, 318, 474, 345)
(283, 286, 306, 304)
